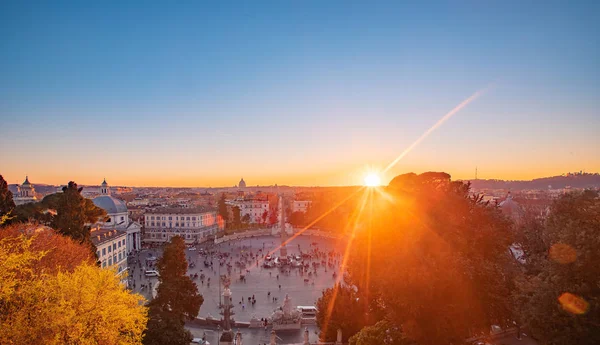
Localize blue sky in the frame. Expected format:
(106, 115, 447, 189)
(1, 1, 598, 187)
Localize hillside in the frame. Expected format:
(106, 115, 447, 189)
(466, 173, 600, 190)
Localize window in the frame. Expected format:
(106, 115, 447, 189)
(113, 243, 116, 250)
(108, 258, 112, 266)
(120, 216, 124, 221)
(113, 255, 116, 263)
(96, 250, 100, 257)
(102, 260, 106, 268)
(102, 248, 106, 256)
(186, 217, 190, 220)
(108, 246, 112, 253)
(151, 216, 155, 220)
(192, 217, 196, 220)
(162, 222, 165, 226)
(168, 216, 172, 220)
(151, 222, 155, 226)
(118, 241, 121, 248)
(118, 252, 121, 260)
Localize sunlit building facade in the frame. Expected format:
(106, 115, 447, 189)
(144, 207, 221, 244)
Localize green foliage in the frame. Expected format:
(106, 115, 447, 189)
(143, 308, 193, 345)
(514, 190, 600, 345)
(51, 182, 94, 244)
(0, 175, 15, 224)
(349, 320, 415, 345)
(316, 284, 366, 342)
(144, 236, 203, 345)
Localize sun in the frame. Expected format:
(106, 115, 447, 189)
(364, 173, 381, 187)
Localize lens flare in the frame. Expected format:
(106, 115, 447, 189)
(549, 243, 577, 264)
(364, 173, 381, 187)
(559, 292, 589, 315)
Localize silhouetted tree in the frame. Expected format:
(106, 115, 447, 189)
(0, 174, 15, 224)
(334, 172, 516, 345)
(316, 284, 366, 343)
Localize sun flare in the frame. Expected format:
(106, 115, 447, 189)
(364, 173, 381, 187)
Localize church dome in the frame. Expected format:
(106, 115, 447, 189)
(101, 178, 108, 187)
(22, 176, 31, 186)
(93, 195, 128, 214)
(499, 193, 524, 220)
(239, 178, 246, 188)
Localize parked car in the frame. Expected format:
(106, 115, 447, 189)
(144, 270, 159, 277)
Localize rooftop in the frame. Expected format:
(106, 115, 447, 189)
(90, 228, 126, 246)
(146, 206, 216, 214)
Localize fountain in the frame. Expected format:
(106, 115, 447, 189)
(269, 293, 302, 331)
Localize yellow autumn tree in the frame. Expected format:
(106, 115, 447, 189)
(0, 223, 148, 345)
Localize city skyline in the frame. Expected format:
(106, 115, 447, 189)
(1, 2, 599, 187)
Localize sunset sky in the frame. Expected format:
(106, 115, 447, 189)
(1, 2, 598, 187)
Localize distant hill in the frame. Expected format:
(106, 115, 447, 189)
(465, 173, 600, 190)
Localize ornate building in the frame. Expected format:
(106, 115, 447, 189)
(13, 176, 37, 205)
(238, 177, 246, 188)
(92, 179, 142, 253)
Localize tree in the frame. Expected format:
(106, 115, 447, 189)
(289, 211, 305, 227)
(0, 224, 147, 344)
(12, 191, 106, 226)
(0, 174, 15, 224)
(268, 209, 278, 225)
(0, 223, 96, 274)
(51, 182, 106, 246)
(316, 284, 366, 343)
(513, 190, 600, 345)
(218, 193, 228, 225)
(349, 320, 415, 345)
(232, 206, 241, 228)
(241, 213, 250, 224)
(144, 236, 203, 345)
(261, 209, 268, 225)
(343, 172, 516, 345)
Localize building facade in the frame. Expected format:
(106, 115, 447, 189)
(91, 228, 128, 284)
(292, 200, 312, 213)
(13, 176, 38, 206)
(226, 198, 269, 223)
(144, 207, 221, 244)
(92, 179, 142, 254)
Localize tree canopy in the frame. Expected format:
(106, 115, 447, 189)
(317, 172, 517, 345)
(143, 236, 203, 345)
(513, 190, 600, 345)
(0, 174, 15, 224)
(0, 223, 147, 344)
(218, 193, 228, 226)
